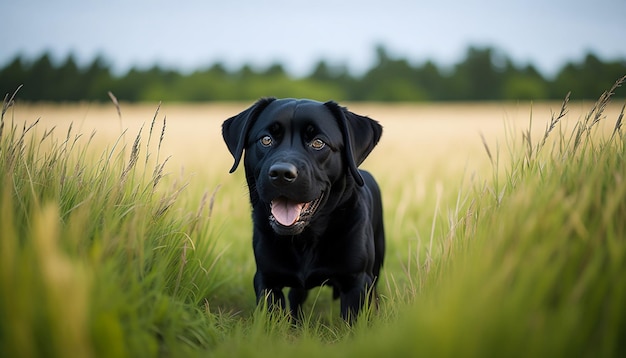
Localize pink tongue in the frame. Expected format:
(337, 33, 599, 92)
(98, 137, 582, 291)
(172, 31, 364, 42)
(271, 198, 304, 226)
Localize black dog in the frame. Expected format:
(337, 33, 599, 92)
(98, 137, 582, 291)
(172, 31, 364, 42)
(222, 98, 384, 321)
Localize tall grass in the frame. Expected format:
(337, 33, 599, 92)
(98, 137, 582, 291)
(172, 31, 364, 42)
(383, 75, 626, 357)
(1, 76, 625, 357)
(0, 90, 221, 357)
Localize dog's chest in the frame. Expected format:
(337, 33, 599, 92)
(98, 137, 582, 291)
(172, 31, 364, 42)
(286, 243, 335, 288)
(257, 233, 354, 289)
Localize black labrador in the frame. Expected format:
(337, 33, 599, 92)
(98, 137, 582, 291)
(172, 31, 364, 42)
(222, 98, 384, 321)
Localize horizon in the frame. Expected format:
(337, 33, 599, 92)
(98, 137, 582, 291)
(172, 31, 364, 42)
(3, 0, 625, 78)
(2, 44, 622, 80)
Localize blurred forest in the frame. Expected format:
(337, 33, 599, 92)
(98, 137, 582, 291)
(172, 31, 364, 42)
(1, 45, 625, 102)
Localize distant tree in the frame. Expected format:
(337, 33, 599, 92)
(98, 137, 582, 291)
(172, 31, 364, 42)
(306, 60, 352, 101)
(414, 60, 445, 100)
(109, 67, 144, 101)
(310, 60, 333, 81)
(580, 53, 609, 98)
(551, 62, 579, 99)
(207, 62, 229, 76)
(0, 56, 28, 98)
(237, 64, 257, 80)
(136, 66, 181, 101)
(357, 45, 429, 101)
(452, 47, 508, 100)
(0, 45, 623, 102)
(23, 53, 56, 100)
(551, 53, 626, 100)
(51, 54, 82, 101)
(499, 64, 548, 100)
(83, 55, 113, 101)
(264, 63, 287, 77)
(110, 65, 178, 102)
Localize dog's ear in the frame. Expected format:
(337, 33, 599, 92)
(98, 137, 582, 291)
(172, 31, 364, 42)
(324, 101, 382, 186)
(222, 97, 276, 173)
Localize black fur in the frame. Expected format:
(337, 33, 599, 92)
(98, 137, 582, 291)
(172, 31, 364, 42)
(222, 98, 384, 321)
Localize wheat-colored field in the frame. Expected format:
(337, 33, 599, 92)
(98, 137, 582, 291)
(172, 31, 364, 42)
(13, 101, 619, 208)
(15, 100, 618, 178)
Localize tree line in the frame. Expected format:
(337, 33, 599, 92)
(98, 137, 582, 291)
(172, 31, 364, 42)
(1, 45, 625, 102)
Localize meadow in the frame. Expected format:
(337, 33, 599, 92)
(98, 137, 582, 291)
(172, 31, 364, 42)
(1, 79, 625, 357)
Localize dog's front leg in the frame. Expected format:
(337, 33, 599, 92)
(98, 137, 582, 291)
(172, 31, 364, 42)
(339, 273, 374, 323)
(254, 271, 285, 311)
(287, 287, 308, 320)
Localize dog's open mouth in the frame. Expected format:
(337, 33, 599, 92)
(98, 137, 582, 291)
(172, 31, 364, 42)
(269, 192, 323, 233)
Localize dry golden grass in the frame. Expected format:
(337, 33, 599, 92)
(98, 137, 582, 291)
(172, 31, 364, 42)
(14, 101, 622, 168)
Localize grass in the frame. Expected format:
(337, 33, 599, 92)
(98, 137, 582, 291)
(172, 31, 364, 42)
(1, 76, 625, 357)
(0, 91, 222, 357)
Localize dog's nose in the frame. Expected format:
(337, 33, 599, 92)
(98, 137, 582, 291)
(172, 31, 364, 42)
(269, 163, 298, 185)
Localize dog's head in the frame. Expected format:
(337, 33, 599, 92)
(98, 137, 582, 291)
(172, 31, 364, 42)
(223, 98, 382, 236)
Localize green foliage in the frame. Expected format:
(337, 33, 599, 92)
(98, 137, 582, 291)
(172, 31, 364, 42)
(0, 93, 221, 357)
(1, 46, 624, 102)
(391, 78, 626, 357)
(504, 74, 549, 100)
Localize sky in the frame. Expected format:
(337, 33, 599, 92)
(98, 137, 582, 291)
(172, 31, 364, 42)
(2, 0, 625, 77)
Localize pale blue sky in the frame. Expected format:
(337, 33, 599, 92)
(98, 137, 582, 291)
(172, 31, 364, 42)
(2, 0, 625, 77)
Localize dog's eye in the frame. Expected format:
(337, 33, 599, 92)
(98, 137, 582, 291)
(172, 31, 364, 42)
(310, 138, 326, 150)
(260, 135, 273, 147)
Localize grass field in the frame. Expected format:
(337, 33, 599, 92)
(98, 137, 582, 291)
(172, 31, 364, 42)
(1, 79, 625, 357)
